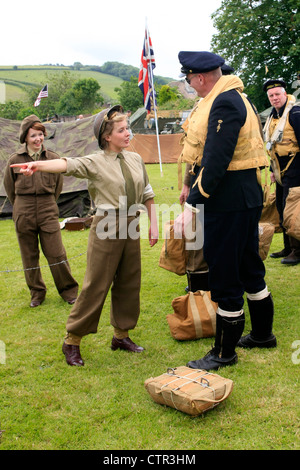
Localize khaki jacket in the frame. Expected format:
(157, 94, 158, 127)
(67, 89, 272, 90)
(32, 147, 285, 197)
(4, 144, 63, 205)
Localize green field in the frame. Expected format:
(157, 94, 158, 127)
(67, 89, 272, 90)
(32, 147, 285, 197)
(0, 65, 123, 102)
(0, 163, 299, 451)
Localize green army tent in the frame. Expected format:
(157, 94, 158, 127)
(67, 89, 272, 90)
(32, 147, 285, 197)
(0, 115, 184, 219)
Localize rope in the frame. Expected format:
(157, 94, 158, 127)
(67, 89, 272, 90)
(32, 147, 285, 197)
(0, 202, 181, 274)
(0, 251, 87, 274)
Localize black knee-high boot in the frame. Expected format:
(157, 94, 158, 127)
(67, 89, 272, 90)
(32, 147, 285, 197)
(187, 312, 245, 371)
(237, 294, 277, 348)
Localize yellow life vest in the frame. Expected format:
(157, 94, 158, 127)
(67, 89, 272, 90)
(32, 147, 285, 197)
(263, 94, 300, 184)
(265, 95, 300, 158)
(179, 76, 268, 172)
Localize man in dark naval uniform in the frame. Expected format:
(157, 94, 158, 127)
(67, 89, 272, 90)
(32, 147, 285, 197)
(176, 51, 277, 371)
(263, 79, 300, 265)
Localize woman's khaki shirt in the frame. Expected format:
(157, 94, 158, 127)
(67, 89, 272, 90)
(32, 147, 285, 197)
(62, 149, 155, 211)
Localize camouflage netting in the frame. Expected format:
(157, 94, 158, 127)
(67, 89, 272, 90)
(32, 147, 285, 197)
(0, 116, 182, 219)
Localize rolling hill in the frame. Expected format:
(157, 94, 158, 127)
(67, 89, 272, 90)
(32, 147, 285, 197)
(0, 65, 124, 103)
(0, 63, 173, 104)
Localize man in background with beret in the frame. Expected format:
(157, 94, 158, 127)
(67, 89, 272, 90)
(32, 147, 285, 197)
(263, 79, 300, 265)
(176, 51, 276, 371)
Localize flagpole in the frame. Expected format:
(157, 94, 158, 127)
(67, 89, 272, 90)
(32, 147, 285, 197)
(145, 19, 163, 176)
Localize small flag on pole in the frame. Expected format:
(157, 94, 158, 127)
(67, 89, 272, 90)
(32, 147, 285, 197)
(138, 29, 156, 113)
(34, 84, 48, 107)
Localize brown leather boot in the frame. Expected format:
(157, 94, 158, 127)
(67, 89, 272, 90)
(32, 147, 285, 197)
(281, 237, 300, 265)
(62, 343, 84, 366)
(270, 248, 291, 259)
(281, 251, 300, 265)
(111, 336, 144, 352)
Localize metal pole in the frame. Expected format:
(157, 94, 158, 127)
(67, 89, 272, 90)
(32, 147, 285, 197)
(145, 19, 163, 176)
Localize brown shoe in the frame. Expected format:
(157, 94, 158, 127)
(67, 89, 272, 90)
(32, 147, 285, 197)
(62, 342, 84, 366)
(111, 336, 144, 353)
(30, 299, 44, 308)
(270, 248, 291, 259)
(281, 251, 300, 265)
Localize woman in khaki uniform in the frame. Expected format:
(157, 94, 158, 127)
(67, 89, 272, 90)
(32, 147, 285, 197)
(4, 115, 78, 307)
(11, 106, 158, 366)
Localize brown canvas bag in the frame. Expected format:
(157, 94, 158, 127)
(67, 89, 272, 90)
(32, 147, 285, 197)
(259, 222, 276, 260)
(260, 191, 282, 233)
(145, 366, 234, 416)
(283, 187, 300, 241)
(167, 290, 217, 340)
(159, 220, 187, 276)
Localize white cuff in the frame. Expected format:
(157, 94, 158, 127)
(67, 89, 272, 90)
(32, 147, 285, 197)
(184, 202, 200, 213)
(217, 307, 244, 318)
(247, 286, 269, 301)
(143, 183, 154, 196)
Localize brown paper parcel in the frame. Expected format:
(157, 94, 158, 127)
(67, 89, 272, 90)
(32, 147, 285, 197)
(145, 366, 234, 416)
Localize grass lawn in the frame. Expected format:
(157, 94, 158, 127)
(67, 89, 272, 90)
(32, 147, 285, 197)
(0, 163, 299, 451)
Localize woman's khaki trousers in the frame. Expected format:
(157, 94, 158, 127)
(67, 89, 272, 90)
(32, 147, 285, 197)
(13, 195, 78, 303)
(66, 214, 141, 338)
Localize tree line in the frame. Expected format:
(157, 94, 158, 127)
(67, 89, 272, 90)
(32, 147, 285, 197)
(0, 70, 195, 121)
(0, 71, 104, 121)
(211, 0, 299, 111)
(98, 62, 171, 85)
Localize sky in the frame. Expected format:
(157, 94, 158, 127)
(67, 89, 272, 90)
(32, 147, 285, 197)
(2, 0, 222, 80)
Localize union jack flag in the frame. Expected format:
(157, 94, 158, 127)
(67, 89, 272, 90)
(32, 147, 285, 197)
(34, 84, 48, 107)
(138, 29, 156, 113)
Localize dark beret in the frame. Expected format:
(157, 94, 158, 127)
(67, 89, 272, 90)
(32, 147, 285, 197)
(221, 63, 235, 75)
(263, 79, 286, 92)
(178, 51, 225, 76)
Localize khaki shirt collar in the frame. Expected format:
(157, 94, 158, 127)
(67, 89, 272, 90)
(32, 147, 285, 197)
(104, 149, 123, 160)
(26, 144, 43, 160)
(16, 143, 45, 158)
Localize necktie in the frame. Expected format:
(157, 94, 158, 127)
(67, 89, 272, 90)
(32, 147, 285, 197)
(117, 153, 136, 209)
